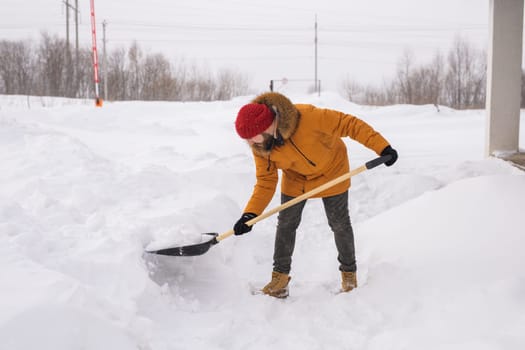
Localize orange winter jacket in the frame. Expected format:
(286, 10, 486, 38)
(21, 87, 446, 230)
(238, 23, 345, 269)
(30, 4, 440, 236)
(243, 92, 390, 215)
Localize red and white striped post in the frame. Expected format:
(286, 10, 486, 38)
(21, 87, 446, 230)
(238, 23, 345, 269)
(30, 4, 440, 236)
(90, 0, 102, 107)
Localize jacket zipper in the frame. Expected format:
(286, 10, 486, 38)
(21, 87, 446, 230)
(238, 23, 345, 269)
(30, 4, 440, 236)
(289, 138, 317, 167)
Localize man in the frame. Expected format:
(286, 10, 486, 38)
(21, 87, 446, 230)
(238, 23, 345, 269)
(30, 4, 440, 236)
(233, 92, 398, 298)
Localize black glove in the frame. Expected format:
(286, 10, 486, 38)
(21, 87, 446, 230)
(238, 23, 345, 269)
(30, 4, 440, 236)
(381, 145, 398, 166)
(233, 212, 257, 235)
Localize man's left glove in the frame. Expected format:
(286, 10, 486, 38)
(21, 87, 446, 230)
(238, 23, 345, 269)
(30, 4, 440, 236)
(381, 145, 398, 166)
(233, 212, 257, 235)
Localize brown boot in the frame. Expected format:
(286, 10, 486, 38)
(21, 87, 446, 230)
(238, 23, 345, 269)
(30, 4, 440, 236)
(341, 271, 357, 292)
(262, 271, 291, 298)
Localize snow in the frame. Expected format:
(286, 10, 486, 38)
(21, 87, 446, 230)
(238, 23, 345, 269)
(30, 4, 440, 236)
(0, 92, 524, 349)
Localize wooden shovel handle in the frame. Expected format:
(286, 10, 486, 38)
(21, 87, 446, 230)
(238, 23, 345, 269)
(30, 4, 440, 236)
(216, 154, 391, 242)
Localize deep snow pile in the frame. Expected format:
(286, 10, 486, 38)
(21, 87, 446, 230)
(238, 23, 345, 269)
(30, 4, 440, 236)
(0, 93, 524, 350)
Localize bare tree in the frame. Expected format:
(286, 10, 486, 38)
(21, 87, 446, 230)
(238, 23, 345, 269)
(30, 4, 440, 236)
(183, 65, 214, 101)
(76, 47, 96, 98)
(0, 40, 34, 94)
(444, 36, 485, 109)
(36, 33, 70, 97)
(215, 68, 250, 100)
(106, 48, 128, 100)
(396, 49, 415, 104)
(169, 60, 188, 101)
(127, 42, 143, 100)
(470, 48, 487, 108)
(409, 52, 444, 105)
(340, 77, 363, 102)
(427, 52, 445, 106)
(141, 53, 173, 100)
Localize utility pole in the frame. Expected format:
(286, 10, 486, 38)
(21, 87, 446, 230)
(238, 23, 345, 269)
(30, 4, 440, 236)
(75, 0, 79, 56)
(64, 0, 72, 96)
(74, 0, 79, 96)
(65, 0, 70, 48)
(63, 0, 79, 51)
(64, 0, 80, 96)
(103, 20, 108, 101)
(314, 15, 318, 95)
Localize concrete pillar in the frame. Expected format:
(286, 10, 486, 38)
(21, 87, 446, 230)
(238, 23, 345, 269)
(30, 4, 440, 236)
(486, 0, 523, 156)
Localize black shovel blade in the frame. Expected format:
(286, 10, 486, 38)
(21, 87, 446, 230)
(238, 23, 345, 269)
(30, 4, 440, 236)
(145, 233, 219, 256)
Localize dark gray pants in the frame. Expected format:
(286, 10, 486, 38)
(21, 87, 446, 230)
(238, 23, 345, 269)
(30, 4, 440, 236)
(273, 191, 356, 274)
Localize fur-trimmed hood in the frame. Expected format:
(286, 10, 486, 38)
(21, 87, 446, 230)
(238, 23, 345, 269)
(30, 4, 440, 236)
(249, 92, 300, 156)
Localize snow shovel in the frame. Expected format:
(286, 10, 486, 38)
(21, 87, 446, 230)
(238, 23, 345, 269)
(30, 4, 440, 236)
(145, 154, 392, 256)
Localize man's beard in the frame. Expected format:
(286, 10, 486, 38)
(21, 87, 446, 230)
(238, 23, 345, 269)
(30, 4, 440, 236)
(251, 133, 275, 152)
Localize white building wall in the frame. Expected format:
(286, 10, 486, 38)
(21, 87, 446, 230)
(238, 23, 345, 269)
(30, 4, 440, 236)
(486, 0, 524, 156)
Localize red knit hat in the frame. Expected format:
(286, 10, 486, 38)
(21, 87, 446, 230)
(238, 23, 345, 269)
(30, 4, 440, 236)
(235, 103, 274, 139)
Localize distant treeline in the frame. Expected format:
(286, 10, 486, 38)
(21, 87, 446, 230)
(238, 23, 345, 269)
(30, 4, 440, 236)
(341, 36, 525, 109)
(2, 33, 525, 108)
(0, 33, 250, 101)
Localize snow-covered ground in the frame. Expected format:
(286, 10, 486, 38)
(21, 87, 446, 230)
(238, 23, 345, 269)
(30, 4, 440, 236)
(0, 93, 524, 349)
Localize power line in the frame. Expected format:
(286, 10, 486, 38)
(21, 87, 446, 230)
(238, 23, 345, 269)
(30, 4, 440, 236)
(77, 20, 487, 34)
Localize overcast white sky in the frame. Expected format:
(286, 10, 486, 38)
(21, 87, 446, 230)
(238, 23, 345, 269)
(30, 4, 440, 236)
(1, 0, 495, 92)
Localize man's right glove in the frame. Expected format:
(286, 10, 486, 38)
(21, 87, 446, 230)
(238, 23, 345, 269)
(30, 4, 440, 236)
(233, 212, 257, 235)
(381, 145, 398, 166)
